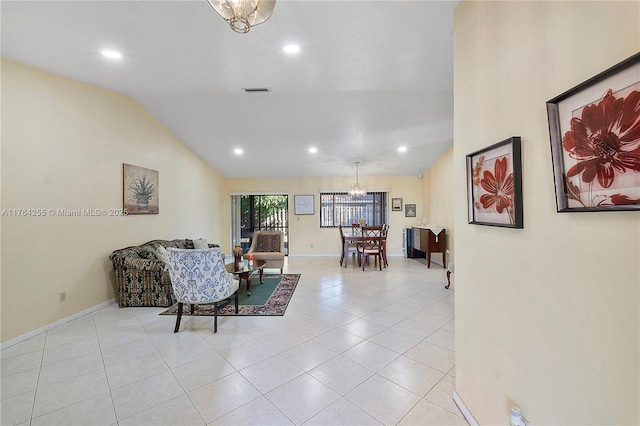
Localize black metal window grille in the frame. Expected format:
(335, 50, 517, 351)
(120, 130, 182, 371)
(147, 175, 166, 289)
(319, 192, 387, 228)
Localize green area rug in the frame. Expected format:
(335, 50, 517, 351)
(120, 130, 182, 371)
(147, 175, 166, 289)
(159, 274, 300, 316)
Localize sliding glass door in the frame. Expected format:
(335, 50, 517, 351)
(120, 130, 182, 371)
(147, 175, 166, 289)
(231, 194, 289, 255)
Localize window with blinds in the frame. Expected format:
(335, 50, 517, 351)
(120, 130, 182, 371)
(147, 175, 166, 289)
(319, 192, 388, 228)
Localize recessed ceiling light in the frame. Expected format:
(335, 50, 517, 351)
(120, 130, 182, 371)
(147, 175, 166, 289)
(283, 44, 300, 54)
(398, 146, 407, 152)
(309, 147, 318, 153)
(234, 148, 243, 155)
(101, 50, 122, 59)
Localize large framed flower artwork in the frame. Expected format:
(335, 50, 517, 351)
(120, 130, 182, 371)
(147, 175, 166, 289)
(547, 52, 640, 212)
(466, 137, 523, 228)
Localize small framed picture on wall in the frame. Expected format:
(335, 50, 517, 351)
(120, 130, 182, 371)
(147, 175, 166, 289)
(392, 198, 403, 211)
(405, 203, 416, 217)
(294, 195, 314, 215)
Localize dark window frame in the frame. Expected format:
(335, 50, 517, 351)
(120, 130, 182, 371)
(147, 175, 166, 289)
(319, 192, 388, 228)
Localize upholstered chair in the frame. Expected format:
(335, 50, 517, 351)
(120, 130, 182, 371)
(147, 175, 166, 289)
(166, 247, 239, 333)
(243, 230, 285, 273)
(108, 239, 220, 307)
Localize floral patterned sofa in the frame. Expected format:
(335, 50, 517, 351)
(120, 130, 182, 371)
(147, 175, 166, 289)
(109, 239, 219, 307)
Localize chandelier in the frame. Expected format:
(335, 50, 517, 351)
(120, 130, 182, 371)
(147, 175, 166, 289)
(207, 0, 276, 34)
(349, 162, 367, 197)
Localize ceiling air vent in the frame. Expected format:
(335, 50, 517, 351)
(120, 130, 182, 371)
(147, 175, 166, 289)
(243, 87, 271, 93)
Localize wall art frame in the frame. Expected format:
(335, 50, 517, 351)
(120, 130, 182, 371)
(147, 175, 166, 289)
(294, 194, 314, 215)
(392, 197, 403, 211)
(123, 164, 159, 215)
(466, 136, 523, 228)
(405, 203, 416, 217)
(547, 52, 640, 212)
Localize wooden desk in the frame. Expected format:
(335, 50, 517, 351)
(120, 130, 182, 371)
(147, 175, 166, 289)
(411, 227, 446, 268)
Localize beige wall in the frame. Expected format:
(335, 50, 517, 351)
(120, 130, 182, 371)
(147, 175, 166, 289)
(1, 60, 227, 343)
(422, 146, 454, 265)
(224, 175, 424, 256)
(454, 2, 639, 425)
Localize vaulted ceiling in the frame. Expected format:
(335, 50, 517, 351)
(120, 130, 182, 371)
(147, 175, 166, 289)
(1, 0, 457, 178)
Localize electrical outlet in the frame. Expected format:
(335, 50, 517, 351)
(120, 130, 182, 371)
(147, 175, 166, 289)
(59, 291, 66, 302)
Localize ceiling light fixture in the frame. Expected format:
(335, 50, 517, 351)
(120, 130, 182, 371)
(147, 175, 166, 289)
(398, 146, 407, 152)
(234, 148, 243, 155)
(283, 44, 300, 54)
(207, 0, 276, 34)
(101, 50, 122, 59)
(309, 147, 317, 153)
(349, 162, 367, 198)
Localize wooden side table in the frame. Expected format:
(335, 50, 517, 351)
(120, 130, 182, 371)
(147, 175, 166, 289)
(226, 259, 266, 296)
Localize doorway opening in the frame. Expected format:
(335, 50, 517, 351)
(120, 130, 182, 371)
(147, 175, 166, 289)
(231, 194, 288, 255)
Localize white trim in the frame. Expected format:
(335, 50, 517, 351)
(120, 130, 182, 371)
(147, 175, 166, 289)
(229, 191, 289, 196)
(0, 298, 117, 350)
(453, 390, 479, 426)
(318, 189, 390, 194)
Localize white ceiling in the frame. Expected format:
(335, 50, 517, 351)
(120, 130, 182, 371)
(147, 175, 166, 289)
(1, 0, 457, 178)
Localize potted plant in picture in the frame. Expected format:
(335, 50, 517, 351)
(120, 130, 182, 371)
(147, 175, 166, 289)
(128, 174, 155, 210)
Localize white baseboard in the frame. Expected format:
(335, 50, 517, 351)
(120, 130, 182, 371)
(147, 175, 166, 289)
(453, 390, 478, 426)
(0, 298, 117, 350)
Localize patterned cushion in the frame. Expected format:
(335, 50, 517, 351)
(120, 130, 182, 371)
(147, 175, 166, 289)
(256, 234, 280, 252)
(138, 247, 157, 260)
(166, 248, 238, 304)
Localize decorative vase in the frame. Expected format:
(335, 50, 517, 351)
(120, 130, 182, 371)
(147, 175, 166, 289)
(233, 245, 243, 267)
(136, 195, 149, 210)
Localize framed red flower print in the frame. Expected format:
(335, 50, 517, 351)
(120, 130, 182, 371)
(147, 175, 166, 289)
(547, 52, 640, 212)
(466, 137, 523, 228)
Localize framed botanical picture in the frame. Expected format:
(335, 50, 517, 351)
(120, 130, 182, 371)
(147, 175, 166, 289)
(405, 203, 416, 217)
(392, 198, 403, 211)
(547, 52, 640, 212)
(123, 164, 159, 214)
(294, 195, 314, 215)
(466, 137, 523, 228)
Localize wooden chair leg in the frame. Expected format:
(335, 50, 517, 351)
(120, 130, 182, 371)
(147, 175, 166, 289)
(213, 302, 218, 333)
(445, 271, 451, 289)
(234, 291, 239, 313)
(174, 302, 183, 333)
(190, 304, 195, 315)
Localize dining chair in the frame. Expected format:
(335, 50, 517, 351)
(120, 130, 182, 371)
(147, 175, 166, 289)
(166, 247, 239, 333)
(380, 224, 389, 267)
(339, 225, 359, 267)
(357, 226, 384, 271)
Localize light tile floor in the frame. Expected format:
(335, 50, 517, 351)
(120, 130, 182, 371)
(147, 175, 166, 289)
(1, 256, 466, 426)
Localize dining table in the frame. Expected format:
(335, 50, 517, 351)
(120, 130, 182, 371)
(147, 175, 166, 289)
(341, 227, 385, 268)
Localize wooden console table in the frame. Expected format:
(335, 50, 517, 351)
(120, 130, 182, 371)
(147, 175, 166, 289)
(411, 227, 446, 268)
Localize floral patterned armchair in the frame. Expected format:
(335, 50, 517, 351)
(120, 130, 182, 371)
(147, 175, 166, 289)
(166, 247, 239, 333)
